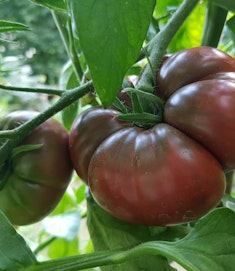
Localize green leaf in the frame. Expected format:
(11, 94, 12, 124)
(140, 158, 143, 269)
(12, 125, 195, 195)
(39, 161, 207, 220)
(0, 20, 30, 33)
(29, 0, 67, 11)
(60, 61, 80, 130)
(86, 191, 174, 271)
(149, 208, 235, 271)
(69, 0, 156, 107)
(48, 237, 79, 259)
(0, 210, 37, 270)
(209, 0, 235, 13)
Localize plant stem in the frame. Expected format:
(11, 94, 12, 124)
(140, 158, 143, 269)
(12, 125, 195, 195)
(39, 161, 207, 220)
(0, 84, 64, 96)
(137, 0, 199, 91)
(24, 240, 192, 271)
(25, 249, 129, 271)
(51, 11, 83, 82)
(0, 81, 93, 167)
(201, 3, 228, 47)
(33, 237, 57, 256)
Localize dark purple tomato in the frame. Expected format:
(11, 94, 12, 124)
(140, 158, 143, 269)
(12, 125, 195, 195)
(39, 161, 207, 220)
(69, 107, 129, 183)
(69, 107, 225, 226)
(164, 79, 235, 171)
(0, 111, 73, 225)
(88, 123, 225, 226)
(157, 46, 235, 100)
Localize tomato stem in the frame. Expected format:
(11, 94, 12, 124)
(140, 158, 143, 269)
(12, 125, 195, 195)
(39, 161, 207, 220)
(137, 0, 200, 92)
(25, 240, 196, 271)
(201, 3, 228, 48)
(0, 84, 64, 96)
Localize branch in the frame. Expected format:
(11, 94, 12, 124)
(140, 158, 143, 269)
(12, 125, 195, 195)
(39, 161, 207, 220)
(0, 84, 64, 96)
(137, 0, 200, 91)
(0, 81, 93, 167)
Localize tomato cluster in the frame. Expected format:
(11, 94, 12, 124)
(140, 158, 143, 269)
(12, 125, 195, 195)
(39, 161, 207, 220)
(69, 46, 235, 226)
(0, 46, 234, 227)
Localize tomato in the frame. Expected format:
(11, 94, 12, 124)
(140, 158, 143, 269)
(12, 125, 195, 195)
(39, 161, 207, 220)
(69, 107, 225, 226)
(164, 79, 235, 171)
(88, 123, 225, 226)
(69, 46, 235, 226)
(69, 107, 130, 183)
(0, 111, 73, 225)
(156, 46, 235, 100)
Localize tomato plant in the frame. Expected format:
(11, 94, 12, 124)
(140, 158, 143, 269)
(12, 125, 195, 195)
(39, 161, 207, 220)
(1, 1, 235, 271)
(0, 111, 73, 225)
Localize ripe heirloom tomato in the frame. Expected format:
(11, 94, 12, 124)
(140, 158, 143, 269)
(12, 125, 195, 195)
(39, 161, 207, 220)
(0, 111, 73, 225)
(69, 47, 234, 226)
(88, 123, 225, 226)
(157, 46, 235, 100)
(164, 79, 235, 171)
(69, 107, 130, 183)
(69, 107, 225, 226)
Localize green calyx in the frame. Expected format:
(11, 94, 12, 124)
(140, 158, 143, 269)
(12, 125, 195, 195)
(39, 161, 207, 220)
(116, 88, 165, 129)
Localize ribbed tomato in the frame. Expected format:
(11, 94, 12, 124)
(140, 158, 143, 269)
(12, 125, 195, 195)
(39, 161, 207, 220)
(69, 47, 235, 226)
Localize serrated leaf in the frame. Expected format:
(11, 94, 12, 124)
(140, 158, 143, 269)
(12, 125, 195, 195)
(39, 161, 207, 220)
(209, 0, 235, 13)
(29, 0, 67, 11)
(149, 208, 235, 271)
(0, 210, 36, 270)
(69, 0, 156, 107)
(0, 20, 30, 33)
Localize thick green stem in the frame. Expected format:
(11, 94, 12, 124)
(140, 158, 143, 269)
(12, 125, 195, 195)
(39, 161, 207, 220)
(201, 3, 228, 47)
(24, 240, 193, 271)
(25, 249, 129, 271)
(137, 0, 199, 91)
(0, 81, 93, 167)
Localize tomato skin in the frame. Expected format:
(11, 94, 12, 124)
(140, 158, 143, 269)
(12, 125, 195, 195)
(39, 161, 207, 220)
(164, 79, 235, 171)
(69, 107, 129, 183)
(0, 111, 73, 225)
(88, 123, 225, 226)
(157, 46, 235, 100)
(202, 71, 235, 81)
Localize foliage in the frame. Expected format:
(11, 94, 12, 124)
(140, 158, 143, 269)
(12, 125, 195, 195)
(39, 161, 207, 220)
(0, 0, 235, 271)
(0, 0, 67, 84)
